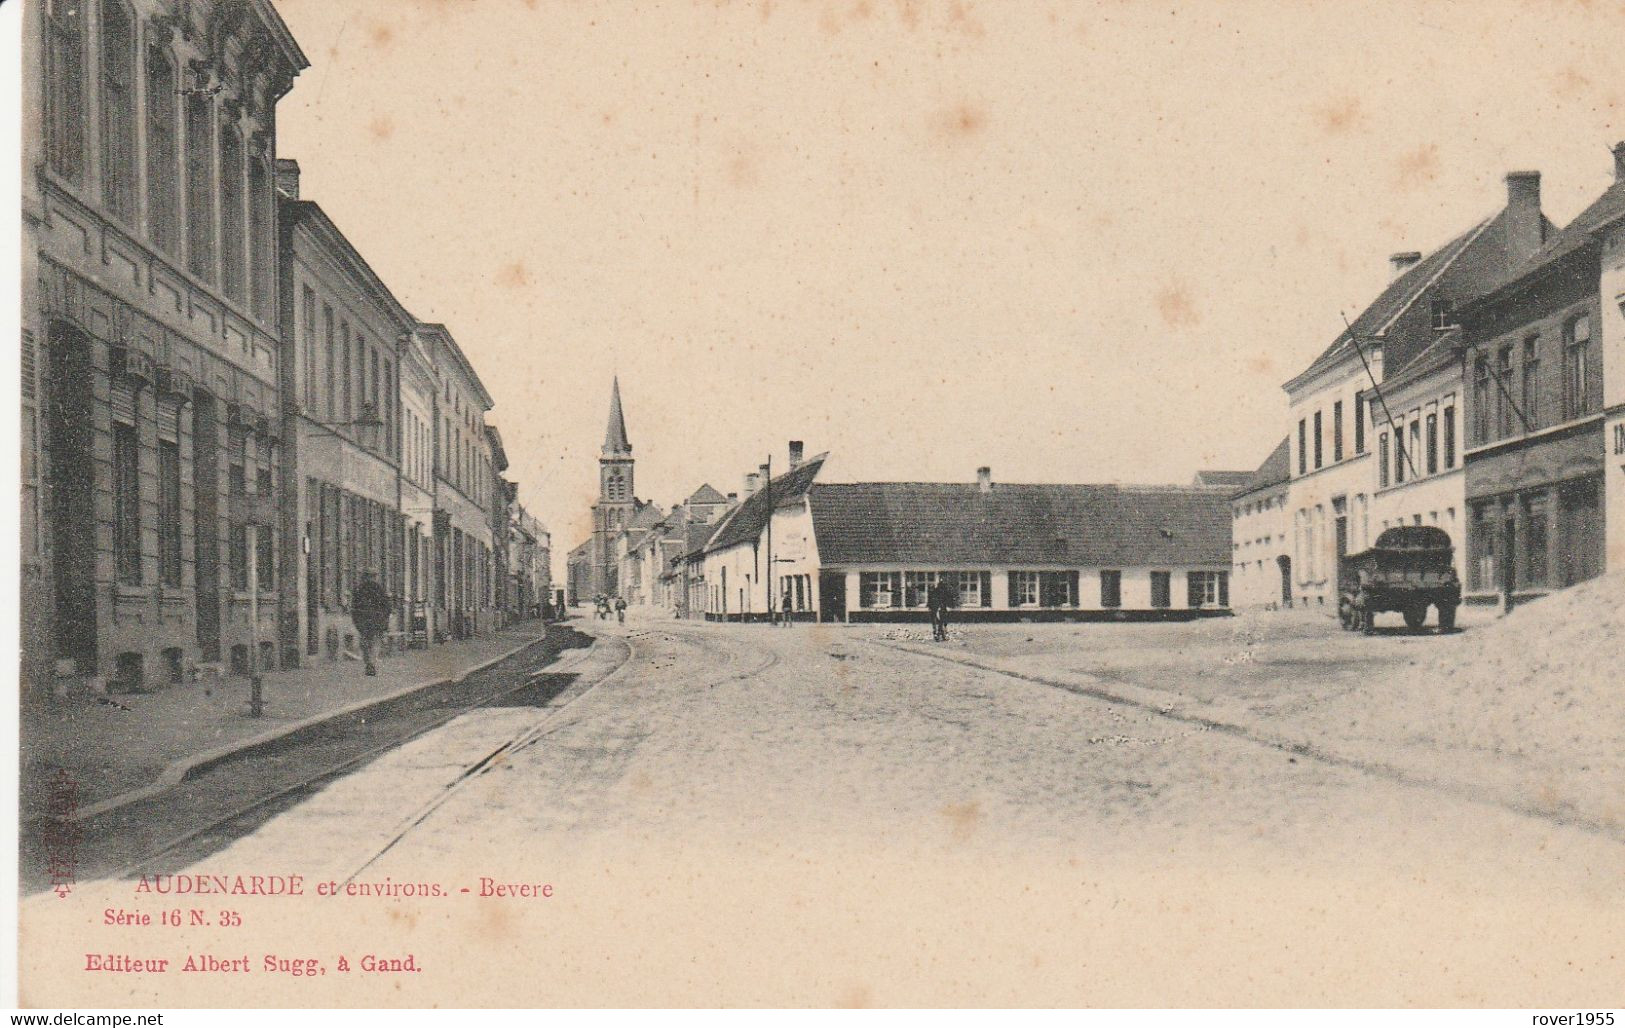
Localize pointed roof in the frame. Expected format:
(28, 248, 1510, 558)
(603, 377, 632, 456)
(687, 483, 727, 505)
(1233, 437, 1291, 500)
(703, 455, 828, 554)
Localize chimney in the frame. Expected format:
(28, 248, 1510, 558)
(1614, 141, 1625, 183)
(743, 473, 760, 497)
(275, 158, 301, 199)
(788, 440, 804, 468)
(1505, 170, 1543, 259)
(726, 492, 738, 505)
(1388, 251, 1421, 279)
(977, 466, 992, 493)
(759, 463, 771, 487)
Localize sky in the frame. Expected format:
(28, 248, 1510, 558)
(269, 0, 1624, 557)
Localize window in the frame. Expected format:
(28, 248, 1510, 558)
(185, 96, 215, 280)
(1426, 412, 1438, 475)
(1332, 401, 1344, 462)
(1564, 314, 1592, 417)
(99, 0, 137, 222)
(1313, 410, 1323, 469)
(1377, 432, 1389, 488)
(158, 440, 182, 587)
(1354, 393, 1365, 453)
(1522, 336, 1539, 430)
(1522, 494, 1548, 590)
(860, 571, 899, 609)
(955, 571, 990, 608)
(45, 0, 87, 182)
(320, 306, 336, 419)
(228, 427, 246, 497)
(249, 158, 274, 320)
(302, 287, 317, 408)
(1009, 571, 1039, 607)
(114, 423, 141, 585)
(1187, 571, 1228, 608)
(341, 322, 352, 420)
(1473, 356, 1490, 444)
(1497, 345, 1514, 437)
(1443, 406, 1456, 469)
(1394, 426, 1406, 484)
(1099, 570, 1122, 608)
(1431, 297, 1455, 331)
(1410, 420, 1421, 477)
(230, 522, 248, 591)
(219, 128, 246, 302)
(1150, 571, 1171, 608)
(904, 571, 937, 608)
(1297, 419, 1306, 475)
(255, 521, 275, 590)
(145, 45, 180, 256)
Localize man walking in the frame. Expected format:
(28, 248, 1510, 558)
(351, 571, 393, 677)
(781, 586, 794, 627)
(928, 578, 953, 642)
(614, 596, 627, 623)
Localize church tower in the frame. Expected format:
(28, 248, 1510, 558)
(591, 377, 635, 597)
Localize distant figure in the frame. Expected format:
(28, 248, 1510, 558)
(615, 596, 627, 623)
(351, 571, 393, 676)
(928, 579, 954, 642)
(595, 595, 610, 620)
(781, 588, 794, 627)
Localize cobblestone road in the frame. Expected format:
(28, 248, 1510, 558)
(25, 614, 1624, 1007)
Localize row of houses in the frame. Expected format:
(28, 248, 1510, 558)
(567, 384, 1237, 622)
(19, 0, 549, 697)
(1232, 149, 1625, 610)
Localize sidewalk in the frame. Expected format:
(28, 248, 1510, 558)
(20, 622, 565, 821)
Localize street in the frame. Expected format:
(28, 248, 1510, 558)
(25, 612, 1623, 1007)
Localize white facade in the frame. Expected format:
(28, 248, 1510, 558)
(1369, 356, 1467, 581)
(1285, 350, 1381, 608)
(1231, 482, 1290, 609)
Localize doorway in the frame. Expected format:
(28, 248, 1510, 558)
(819, 571, 846, 622)
(1277, 555, 1291, 607)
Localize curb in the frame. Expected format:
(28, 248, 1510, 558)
(55, 630, 570, 826)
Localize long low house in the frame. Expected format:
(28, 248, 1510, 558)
(695, 451, 1233, 622)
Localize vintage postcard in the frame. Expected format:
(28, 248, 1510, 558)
(8, 0, 1625, 1010)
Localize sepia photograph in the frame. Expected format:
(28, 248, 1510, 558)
(5, 0, 1625, 1012)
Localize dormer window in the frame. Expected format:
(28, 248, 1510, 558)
(1430, 298, 1455, 332)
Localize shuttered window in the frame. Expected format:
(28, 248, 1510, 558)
(1099, 570, 1121, 608)
(114, 424, 141, 585)
(159, 440, 182, 586)
(1150, 571, 1171, 608)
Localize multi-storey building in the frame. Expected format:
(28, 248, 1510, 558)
(398, 324, 440, 643)
(275, 169, 413, 666)
(1230, 438, 1290, 608)
(21, 0, 307, 695)
(422, 323, 497, 639)
(1280, 172, 1551, 609)
(1602, 146, 1625, 575)
(1459, 161, 1624, 600)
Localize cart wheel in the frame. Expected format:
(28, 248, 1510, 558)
(1438, 604, 1457, 631)
(1402, 605, 1426, 630)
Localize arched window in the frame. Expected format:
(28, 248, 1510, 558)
(248, 153, 274, 321)
(145, 44, 180, 256)
(185, 94, 216, 280)
(44, 0, 87, 182)
(219, 126, 246, 302)
(99, 0, 138, 221)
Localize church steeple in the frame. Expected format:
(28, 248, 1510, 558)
(603, 376, 631, 456)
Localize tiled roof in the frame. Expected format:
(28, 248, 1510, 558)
(1472, 181, 1625, 307)
(1233, 437, 1290, 499)
(808, 482, 1231, 568)
(703, 455, 827, 554)
(687, 483, 727, 505)
(1193, 470, 1252, 488)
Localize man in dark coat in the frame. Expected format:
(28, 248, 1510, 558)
(351, 571, 393, 676)
(928, 579, 954, 642)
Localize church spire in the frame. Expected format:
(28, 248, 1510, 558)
(602, 376, 632, 456)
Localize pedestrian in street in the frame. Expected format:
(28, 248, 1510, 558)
(928, 579, 953, 642)
(615, 596, 627, 623)
(781, 587, 794, 627)
(351, 571, 393, 677)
